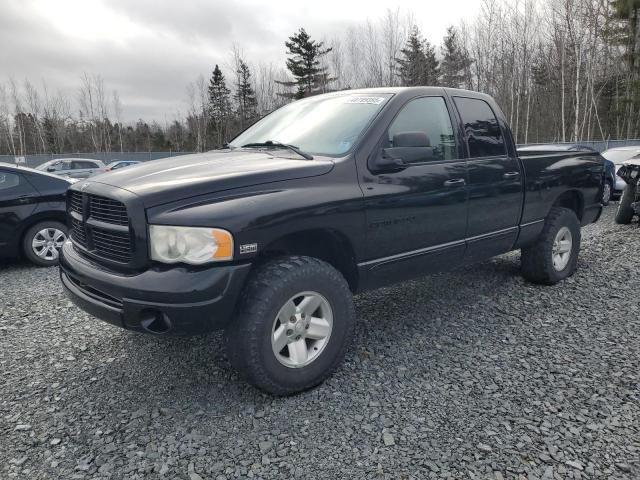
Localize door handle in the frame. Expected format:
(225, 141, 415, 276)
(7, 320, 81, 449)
(503, 171, 520, 179)
(16, 196, 34, 204)
(444, 178, 466, 187)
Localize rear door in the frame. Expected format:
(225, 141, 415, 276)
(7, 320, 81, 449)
(359, 95, 468, 287)
(0, 169, 39, 255)
(71, 160, 98, 178)
(452, 96, 523, 261)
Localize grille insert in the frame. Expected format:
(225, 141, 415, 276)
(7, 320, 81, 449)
(92, 229, 132, 262)
(70, 191, 83, 214)
(71, 217, 87, 247)
(68, 191, 134, 265)
(89, 195, 128, 226)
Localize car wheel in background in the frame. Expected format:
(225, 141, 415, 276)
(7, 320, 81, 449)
(22, 221, 68, 267)
(615, 183, 636, 225)
(602, 181, 612, 206)
(520, 207, 581, 285)
(224, 255, 355, 395)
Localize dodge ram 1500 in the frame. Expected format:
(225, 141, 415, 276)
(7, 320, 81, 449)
(60, 87, 605, 394)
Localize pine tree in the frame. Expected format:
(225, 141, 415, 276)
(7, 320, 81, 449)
(423, 41, 440, 86)
(235, 60, 258, 129)
(611, 0, 640, 138)
(440, 26, 473, 88)
(396, 26, 440, 87)
(208, 64, 231, 147)
(278, 28, 334, 99)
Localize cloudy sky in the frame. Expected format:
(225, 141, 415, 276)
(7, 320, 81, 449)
(2, 0, 480, 122)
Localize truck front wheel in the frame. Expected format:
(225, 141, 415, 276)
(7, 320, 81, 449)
(615, 183, 636, 224)
(520, 207, 581, 285)
(224, 256, 355, 395)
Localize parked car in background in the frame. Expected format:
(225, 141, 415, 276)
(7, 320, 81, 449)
(602, 158, 617, 205)
(517, 143, 597, 152)
(0, 163, 74, 266)
(601, 146, 640, 197)
(61, 87, 604, 394)
(36, 158, 105, 179)
(517, 143, 612, 204)
(104, 160, 142, 172)
(614, 157, 640, 224)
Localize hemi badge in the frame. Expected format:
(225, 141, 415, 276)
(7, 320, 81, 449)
(239, 243, 258, 255)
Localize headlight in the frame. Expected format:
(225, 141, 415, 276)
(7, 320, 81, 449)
(149, 225, 233, 264)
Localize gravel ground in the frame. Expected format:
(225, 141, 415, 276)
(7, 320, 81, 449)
(1, 205, 639, 480)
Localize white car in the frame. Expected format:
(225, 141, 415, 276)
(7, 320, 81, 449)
(601, 147, 640, 196)
(36, 158, 105, 179)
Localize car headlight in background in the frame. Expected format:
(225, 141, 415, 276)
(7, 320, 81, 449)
(149, 225, 233, 264)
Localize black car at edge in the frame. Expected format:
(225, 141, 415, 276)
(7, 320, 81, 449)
(59, 87, 605, 394)
(0, 162, 73, 266)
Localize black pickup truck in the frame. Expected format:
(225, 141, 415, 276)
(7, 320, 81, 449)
(60, 87, 604, 394)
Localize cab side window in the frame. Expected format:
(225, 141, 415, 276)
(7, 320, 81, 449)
(73, 161, 96, 169)
(0, 172, 34, 199)
(0, 172, 20, 191)
(387, 97, 458, 162)
(453, 97, 506, 157)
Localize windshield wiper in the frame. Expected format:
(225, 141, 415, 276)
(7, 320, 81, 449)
(241, 140, 313, 160)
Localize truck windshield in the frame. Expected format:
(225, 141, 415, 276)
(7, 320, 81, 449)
(229, 93, 392, 157)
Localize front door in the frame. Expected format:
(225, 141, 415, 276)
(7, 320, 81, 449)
(359, 96, 468, 288)
(451, 96, 523, 261)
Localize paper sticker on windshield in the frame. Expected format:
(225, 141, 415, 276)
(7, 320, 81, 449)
(345, 96, 386, 105)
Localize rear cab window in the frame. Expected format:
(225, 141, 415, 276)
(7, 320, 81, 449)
(453, 97, 506, 158)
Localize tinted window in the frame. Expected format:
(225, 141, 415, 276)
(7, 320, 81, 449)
(73, 161, 97, 169)
(454, 97, 505, 158)
(388, 97, 458, 161)
(0, 172, 20, 190)
(0, 172, 34, 197)
(45, 161, 64, 171)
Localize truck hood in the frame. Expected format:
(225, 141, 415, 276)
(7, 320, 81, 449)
(83, 150, 335, 207)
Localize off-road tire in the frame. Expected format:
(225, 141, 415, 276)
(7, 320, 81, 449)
(22, 221, 68, 267)
(521, 207, 581, 285)
(224, 255, 355, 395)
(615, 183, 636, 224)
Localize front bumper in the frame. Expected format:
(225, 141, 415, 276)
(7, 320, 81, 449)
(59, 239, 251, 335)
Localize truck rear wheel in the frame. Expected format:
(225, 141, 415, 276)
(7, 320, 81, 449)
(224, 255, 355, 395)
(615, 183, 636, 224)
(520, 207, 580, 285)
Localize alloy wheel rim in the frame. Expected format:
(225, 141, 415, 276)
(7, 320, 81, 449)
(552, 226, 572, 271)
(32, 228, 66, 261)
(271, 291, 333, 368)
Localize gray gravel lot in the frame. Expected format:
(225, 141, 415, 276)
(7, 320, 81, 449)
(1, 205, 639, 480)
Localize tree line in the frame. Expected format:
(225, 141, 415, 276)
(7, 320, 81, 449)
(2, 0, 640, 156)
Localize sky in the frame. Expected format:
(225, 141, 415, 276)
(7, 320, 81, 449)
(1, 0, 481, 122)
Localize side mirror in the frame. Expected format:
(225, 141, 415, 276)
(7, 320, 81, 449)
(46, 167, 56, 172)
(372, 149, 408, 172)
(373, 132, 434, 172)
